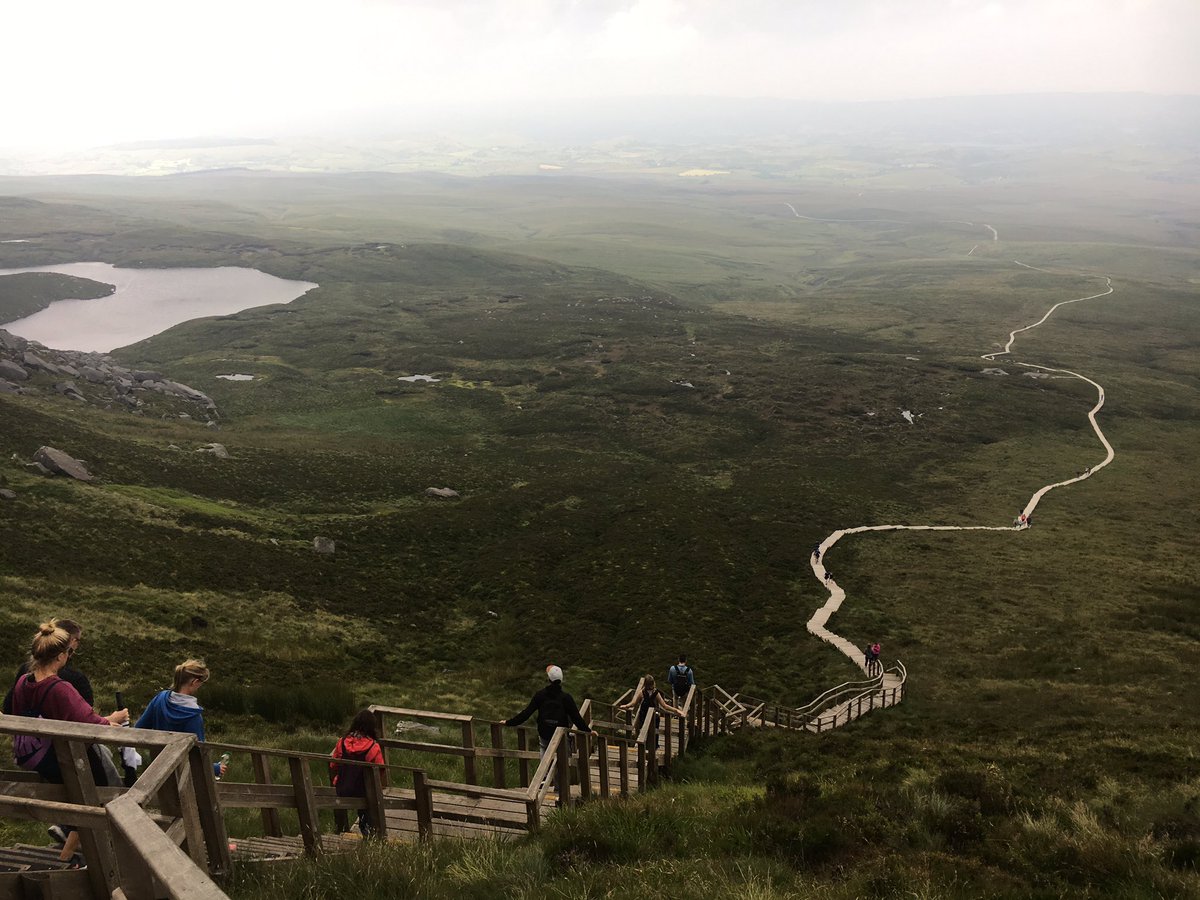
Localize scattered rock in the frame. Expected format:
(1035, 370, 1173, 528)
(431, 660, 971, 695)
(424, 487, 460, 499)
(189, 615, 209, 629)
(22, 351, 54, 372)
(0, 489, 16, 500)
(0, 359, 29, 382)
(54, 382, 86, 402)
(167, 444, 182, 451)
(0, 330, 27, 352)
(394, 721, 440, 736)
(0, 380, 21, 395)
(78, 366, 107, 384)
(33, 446, 94, 482)
(981, 367, 1009, 376)
(313, 536, 336, 555)
(196, 443, 229, 459)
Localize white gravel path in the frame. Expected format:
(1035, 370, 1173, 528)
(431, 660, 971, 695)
(807, 262, 1116, 676)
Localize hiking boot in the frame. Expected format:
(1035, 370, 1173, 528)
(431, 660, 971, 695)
(47, 825, 67, 845)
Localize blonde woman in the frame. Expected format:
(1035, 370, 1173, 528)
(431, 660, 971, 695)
(135, 660, 227, 777)
(9, 622, 128, 865)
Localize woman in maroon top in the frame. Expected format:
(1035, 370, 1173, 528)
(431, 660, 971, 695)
(10, 622, 128, 865)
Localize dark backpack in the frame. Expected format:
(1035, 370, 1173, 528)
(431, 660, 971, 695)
(12, 677, 66, 772)
(670, 665, 692, 698)
(333, 738, 378, 798)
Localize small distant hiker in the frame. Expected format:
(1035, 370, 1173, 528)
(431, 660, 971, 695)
(505, 665, 592, 755)
(621, 675, 683, 754)
(330, 709, 385, 837)
(668, 655, 695, 706)
(864, 642, 882, 676)
(812, 543, 821, 562)
(824, 570, 832, 583)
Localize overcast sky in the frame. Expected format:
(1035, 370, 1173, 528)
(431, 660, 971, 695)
(3, 0, 1197, 150)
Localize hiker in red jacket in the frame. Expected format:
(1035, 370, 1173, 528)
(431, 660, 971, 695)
(329, 709, 385, 837)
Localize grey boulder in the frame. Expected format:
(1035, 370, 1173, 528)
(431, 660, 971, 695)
(0, 359, 29, 382)
(33, 446, 95, 482)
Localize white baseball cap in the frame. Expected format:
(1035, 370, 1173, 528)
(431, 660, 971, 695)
(546, 664, 563, 683)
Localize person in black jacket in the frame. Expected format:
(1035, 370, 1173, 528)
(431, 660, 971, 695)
(504, 665, 592, 755)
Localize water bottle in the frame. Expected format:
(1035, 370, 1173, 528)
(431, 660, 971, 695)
(216, 752, 231, 781)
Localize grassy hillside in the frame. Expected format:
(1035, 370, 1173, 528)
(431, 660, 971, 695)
(0, 173, 1196, 897)
(0, 271, 115, 322)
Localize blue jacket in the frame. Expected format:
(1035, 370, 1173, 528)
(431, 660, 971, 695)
(135, 690, 207, 741)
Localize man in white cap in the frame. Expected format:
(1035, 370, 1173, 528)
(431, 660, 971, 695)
(504, 664, 592, 755)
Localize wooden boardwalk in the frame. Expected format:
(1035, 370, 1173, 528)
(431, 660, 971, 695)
(0, 671, 906, 898)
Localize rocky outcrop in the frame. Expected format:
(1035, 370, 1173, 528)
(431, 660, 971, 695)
(0, 328, 218, 420)
(424, 487, 460, 499)
(0, 359, 28, 382)
(33, 446, 94, 482)
(313, 537, 336, 555)
(196, 443, 229, 459)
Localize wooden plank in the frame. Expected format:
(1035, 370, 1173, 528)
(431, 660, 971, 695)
(161, 763, 207, 870)
(188, 744, 231, 877)
(516, 730, 531, 788)
(107, 797, 227, 900)
(288, 756, 323, 857)
(596, 736, 610, 798)
(489, 723, 505, 789)
(56, 738, 118, 899)
(363, 762, 388, 842)
(412, 770, 432, 842)
(251, 751, 283, 837)
(461, 720, 477, 785)
(368, 706, 473, 723)
(555, 734, 571, 808)
(576, 734, 591, 800)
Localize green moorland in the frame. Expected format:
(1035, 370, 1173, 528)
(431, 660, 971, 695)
(0, 271, 115, 322)
(0, 166, 1197, 898)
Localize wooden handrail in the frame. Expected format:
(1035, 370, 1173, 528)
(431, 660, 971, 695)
(368, 705, 474, 722)
(107, 796, 227, 900)
(0, 716, 188, 748)
(204, 740, 424, 772)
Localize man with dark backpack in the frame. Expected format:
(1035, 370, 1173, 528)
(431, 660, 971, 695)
(329, 709, 385, 837)
(504, 665, 592, 755)
(668, 655, 695, 707)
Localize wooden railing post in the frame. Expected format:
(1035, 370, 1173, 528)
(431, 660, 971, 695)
(597, 736, 611, 798)
(111, 826, 157, 900)
(555, 731, 572, 807)
(517, 729, 532, 787)
(663, 715, 674, 775)
(461, 720, 477, 785)
(618, 741, 630, 797)
(288, 756, 323, 857)
(363, 762, 389, 841)
(490, 722, 506, 788)
(56, 738, 119, 899)
(576, 732, 592, 800)
(189, 743, 231, 876)
(252, 750, 283, 837)
(372, 709, 389, 784)
(636, 741, 647, 792)
(412, 770, 433, 841)
(159, 761, 207, 869)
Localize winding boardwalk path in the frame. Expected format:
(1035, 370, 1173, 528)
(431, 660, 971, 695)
(805, 260, 1116, 688)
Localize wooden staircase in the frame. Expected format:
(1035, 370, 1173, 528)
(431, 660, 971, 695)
(0, 664, 906, 898)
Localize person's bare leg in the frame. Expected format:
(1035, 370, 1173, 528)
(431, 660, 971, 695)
(58, 831, 79, 863)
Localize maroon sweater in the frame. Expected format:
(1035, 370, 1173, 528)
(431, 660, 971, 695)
(10, 673, 109, 726)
